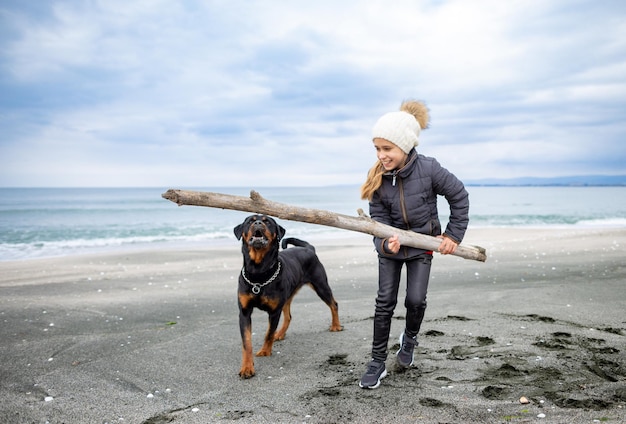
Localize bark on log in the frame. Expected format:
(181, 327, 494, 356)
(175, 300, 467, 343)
(162, 189, 487, 262)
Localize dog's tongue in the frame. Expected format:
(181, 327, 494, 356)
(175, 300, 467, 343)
(250, 236, 268, 249)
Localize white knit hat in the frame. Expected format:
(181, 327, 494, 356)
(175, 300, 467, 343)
(371, 111, 421, 154)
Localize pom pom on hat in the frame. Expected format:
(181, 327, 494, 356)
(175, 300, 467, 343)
(372, 100, 430, 154)
(400, 100, 430, 130)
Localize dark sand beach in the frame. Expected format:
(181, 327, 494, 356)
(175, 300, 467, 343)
(1, 228, 625, 423)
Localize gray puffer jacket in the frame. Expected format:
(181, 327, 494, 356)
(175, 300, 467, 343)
(370, 149, 469, 259)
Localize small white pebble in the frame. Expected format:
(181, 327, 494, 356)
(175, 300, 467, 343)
(191, 408, 199, 412)
(44, 396, 54, 402)
(146, 393, 154, 398)
(48, 358, 53, 362)
(537, 413, 546, 418)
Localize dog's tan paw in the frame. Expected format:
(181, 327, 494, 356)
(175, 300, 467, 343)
(255, 348, 272, 357)
(239, 367, 256, 379)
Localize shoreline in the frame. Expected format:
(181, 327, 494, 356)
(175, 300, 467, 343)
(2, 225, 624, 264)
(1, 227, 625, 423)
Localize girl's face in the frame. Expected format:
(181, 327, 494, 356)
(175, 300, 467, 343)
(373, 138, 408, 171)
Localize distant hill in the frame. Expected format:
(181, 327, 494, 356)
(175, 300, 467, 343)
(465, 175, 626, 186)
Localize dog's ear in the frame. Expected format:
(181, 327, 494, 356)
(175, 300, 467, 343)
(233, 223, 244, 240)
(276, 224, 286, 241)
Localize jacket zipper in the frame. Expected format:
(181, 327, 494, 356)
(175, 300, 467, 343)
(398, 177, 411, 258)
(398, 178, 409, 229)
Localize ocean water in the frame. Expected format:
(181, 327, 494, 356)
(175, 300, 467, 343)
(1, 186, 625, 261)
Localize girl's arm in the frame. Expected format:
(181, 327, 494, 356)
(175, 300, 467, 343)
(432, 160, 470, 243)
(369, 191, 398, 256)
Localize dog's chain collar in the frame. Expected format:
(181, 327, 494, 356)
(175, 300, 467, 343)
(241, 261, 282, 295)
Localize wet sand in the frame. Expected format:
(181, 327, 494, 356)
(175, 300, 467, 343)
(0, 228, 625, 423)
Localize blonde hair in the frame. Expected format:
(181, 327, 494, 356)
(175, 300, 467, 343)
(360, 161, 385, 201)
(360, 99, 430, 201)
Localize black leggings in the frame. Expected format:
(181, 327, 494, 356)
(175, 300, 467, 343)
(371, 254, 432, 361)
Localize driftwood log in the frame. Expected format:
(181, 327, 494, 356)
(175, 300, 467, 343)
(162, 189, 487, 262)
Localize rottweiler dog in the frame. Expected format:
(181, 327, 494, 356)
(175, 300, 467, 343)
(233, 214, 342, 378)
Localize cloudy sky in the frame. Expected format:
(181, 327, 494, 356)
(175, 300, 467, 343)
(1, 0, 624, 187)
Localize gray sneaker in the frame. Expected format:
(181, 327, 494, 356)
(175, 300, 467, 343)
(359, 359, 387, 389)
(396, 332, 417, 367)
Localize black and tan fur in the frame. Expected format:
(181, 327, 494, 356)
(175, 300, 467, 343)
(233, 214, 342, 378)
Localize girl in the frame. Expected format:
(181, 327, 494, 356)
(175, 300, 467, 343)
(359, 100, 469, 389)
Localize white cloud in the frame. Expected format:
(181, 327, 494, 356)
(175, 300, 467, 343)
(1, 0, 625, 187)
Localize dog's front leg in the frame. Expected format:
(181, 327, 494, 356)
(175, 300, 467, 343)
(238, 304, 255, 379)
(256, 309, 281, 357)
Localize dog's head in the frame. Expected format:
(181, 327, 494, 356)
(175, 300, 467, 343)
(234, 214, 285, 264)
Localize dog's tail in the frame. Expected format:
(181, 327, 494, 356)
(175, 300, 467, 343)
(281, 237, 315, 252)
